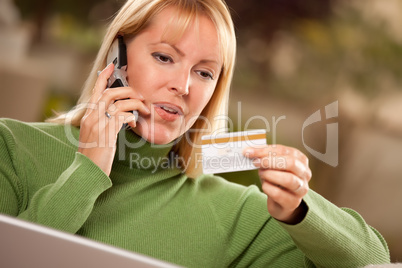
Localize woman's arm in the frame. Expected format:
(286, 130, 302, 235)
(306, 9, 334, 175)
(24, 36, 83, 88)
(0, 63, 148, 233)
(17, 152, 112, 233)
(243, 144, 390, 267)
(0, 119, 111, 234)
(279, 190, 390, 267)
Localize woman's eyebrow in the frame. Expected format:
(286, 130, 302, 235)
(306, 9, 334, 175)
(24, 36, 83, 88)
(151, 41, 221, 66)
(150, 41, 185, 56)
(169, 43, 185, 57)
(150, 41, 186, 57)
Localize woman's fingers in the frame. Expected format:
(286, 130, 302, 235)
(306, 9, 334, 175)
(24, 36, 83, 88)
(105, 98, 150, 118)
(258, 169, 309, 196)
(98, 86, 144, 105)
(243, 144, 312, 223)
(247, 144, 309, 166)
(85, 80, 149, 129)
(260, 179, 302, 210)
(244, 145, 312, 182)
(90, 63, 115, 104)
(99, 87, 147, 116)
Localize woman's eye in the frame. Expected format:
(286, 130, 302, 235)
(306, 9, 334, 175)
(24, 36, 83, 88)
(152, 53, 173, 63)
(197, 71, 214, 80)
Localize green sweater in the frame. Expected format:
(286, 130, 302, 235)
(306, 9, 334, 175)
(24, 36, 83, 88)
(0, 118, 390, 267)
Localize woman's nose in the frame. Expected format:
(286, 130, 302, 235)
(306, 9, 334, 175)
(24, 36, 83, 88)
(169, 71, 190, 96)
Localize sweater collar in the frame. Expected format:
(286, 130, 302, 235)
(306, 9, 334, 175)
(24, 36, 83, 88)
(113, 128, 178, 172)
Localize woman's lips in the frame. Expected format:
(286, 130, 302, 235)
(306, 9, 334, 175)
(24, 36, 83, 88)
(154, 103, 183, 122)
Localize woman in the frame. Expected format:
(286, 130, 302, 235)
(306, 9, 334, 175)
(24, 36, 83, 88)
(0, 0, 390, 267)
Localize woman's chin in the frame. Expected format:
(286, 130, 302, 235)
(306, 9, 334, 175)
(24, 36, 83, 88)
(131, 126, 178, 145)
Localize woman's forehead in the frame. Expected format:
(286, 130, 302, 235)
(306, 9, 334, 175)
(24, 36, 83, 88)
(147, 7, 223, 62)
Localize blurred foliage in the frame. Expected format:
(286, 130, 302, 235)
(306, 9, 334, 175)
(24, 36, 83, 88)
(14, 0, 123, 25)
(42, 86, 77, 121)
(231, 0, 402, 102)
(14, 0, 124, 50)
(47, 13, 104, 53)
(227, 0, 333, 41)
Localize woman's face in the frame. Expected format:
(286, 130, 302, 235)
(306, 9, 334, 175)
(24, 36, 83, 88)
(126, 7, 222, 144)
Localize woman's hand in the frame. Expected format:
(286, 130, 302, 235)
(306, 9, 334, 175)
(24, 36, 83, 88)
(244, 145, 312, 224)
(78, 63, 150, 175)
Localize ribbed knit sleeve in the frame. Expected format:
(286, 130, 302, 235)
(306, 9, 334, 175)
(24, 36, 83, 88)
(204, 176, 390, 267)
(17, 152, 112, 233)
(0, 119, 112, 234)
(0, 123, 21, 216)
(277, 190, 390, 267)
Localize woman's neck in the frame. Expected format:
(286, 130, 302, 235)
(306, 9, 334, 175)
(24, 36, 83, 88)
(113, 128, 177, 171)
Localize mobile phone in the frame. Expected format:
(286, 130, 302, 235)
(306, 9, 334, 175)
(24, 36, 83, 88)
(106, 35, 138, 122)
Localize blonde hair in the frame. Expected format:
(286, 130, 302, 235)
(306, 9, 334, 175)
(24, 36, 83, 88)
(48, 0, 236, 178)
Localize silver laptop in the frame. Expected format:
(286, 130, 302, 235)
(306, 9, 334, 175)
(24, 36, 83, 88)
(0, 214, 181, 268)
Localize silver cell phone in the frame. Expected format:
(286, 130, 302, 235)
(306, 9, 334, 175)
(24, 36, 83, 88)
(106, 35, 139, 122)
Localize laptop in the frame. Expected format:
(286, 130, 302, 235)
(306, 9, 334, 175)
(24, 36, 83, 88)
(0, 214, 181, 268)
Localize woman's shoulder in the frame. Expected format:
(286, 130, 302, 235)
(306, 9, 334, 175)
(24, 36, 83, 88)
(0, 118, 79, 144)
(0, 118, 79, 154)
(0, 117, 75, 132)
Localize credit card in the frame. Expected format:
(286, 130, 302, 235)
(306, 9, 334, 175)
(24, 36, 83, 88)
(201, 129, 267, 174)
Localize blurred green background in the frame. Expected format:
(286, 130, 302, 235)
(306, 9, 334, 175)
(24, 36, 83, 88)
(1, 0, 402, 262)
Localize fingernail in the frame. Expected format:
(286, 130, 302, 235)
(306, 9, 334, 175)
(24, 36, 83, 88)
(124, 116, 136, 124)
(98, 63, 113, 76)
